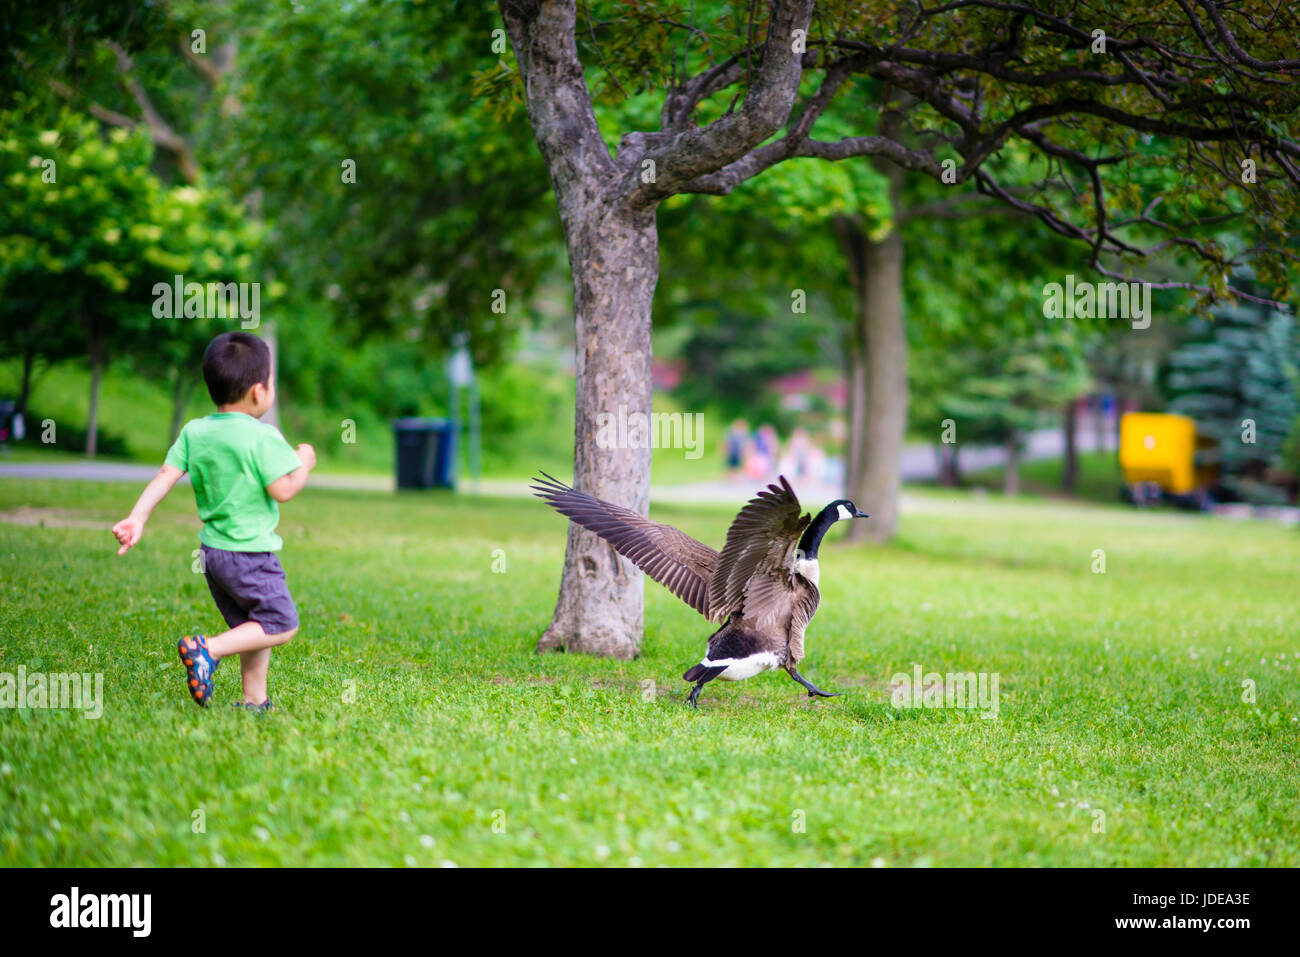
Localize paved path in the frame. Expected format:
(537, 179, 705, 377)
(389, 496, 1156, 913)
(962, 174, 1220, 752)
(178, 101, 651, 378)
(0, 461, 392, 491)
(0, 419, 1108, 504)
(7, 433, 1297, 524)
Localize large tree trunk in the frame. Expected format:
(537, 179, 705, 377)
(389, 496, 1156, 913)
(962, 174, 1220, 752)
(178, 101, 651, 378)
(850, 219, 906, 542)
(839, 223, 906, 540)
(501, 0, 810, 658)
(505, 1, 655, 659)
(839, 109, 907, 543)
(86, 317, 103, 458)
(536, 208, 658, 659)
(844, 300, 867, 500)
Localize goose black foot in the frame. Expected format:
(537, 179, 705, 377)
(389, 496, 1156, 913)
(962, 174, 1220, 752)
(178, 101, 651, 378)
(686, 682, 705, 708)
(789, 668, 841, 699)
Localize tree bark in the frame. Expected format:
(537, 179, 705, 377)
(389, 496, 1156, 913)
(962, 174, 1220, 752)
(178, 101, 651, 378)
(839, 107, 907, 543)
(1003, 432, 1020, 495)
(837, 217, 868, 501)
(502, 1, 668, 659)
(501, 0, 811, 657)
(848, 216, 906, 542)
(537, 208, 657, 659)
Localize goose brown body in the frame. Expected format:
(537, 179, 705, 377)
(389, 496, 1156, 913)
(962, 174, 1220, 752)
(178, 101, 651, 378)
(531, 472, 857, 705)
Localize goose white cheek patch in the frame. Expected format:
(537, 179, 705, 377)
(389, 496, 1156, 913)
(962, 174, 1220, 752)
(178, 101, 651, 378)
(837, 504, 854, 520)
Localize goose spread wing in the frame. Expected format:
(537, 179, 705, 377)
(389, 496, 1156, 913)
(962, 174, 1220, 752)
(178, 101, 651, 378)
(707, 475, 810, 624)
(530, 472, 719, 618)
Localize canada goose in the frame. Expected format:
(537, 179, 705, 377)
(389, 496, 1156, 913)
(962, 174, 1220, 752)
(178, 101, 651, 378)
(530, 472, 867, 707)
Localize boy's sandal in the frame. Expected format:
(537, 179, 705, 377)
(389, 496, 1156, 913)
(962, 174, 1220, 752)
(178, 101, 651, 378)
(231, 698, 274, 714)
(178, 634, 219, 707)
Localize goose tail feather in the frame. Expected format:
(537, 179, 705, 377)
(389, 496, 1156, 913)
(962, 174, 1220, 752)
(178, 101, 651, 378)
(684, 663, 727, 683)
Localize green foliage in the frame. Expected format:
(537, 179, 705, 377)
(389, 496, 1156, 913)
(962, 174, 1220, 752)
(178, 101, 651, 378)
(0, 0, 168, 102)
(215, 0, 557, 367)
(0, 100, 256, 365)
(0, 103, 157, 351)
(5, 0, 558, 456)
(556, 1, 1300, 307)
(934, 323, 1094, 445)
(708, 93, 895, 235)
(0, 358, 201, 463)
(1165, 292, 1299, 502)
(969, 450, 1126, 505)
(0, 326, 579, 479)
(477, 361, 574, 473)
(8, 0, 1299, 484)
(668, 298, 839, 429)
(0, 93, 267, 451)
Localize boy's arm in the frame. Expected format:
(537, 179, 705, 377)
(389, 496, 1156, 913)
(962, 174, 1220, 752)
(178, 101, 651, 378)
(112, 464, 186, 555)
(266, 443, 317, 503)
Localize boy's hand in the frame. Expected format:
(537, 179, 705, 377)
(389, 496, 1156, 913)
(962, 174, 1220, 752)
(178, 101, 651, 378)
(112, 516, 144, 555)
(268, 446, 315, 503)
(112, 464, 184, 555)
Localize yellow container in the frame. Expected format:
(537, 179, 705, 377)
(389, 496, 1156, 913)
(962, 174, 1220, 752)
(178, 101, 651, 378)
(1119, 412, 1205, 494)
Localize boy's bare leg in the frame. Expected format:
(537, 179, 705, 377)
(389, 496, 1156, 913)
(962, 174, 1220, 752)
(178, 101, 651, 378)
(238, 648, 272, 704)
(202, 622, 298, 704)
(205, 621, 297, 658)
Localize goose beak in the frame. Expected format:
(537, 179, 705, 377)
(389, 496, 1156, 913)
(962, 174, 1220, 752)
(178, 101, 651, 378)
(853, 509, 869, 518)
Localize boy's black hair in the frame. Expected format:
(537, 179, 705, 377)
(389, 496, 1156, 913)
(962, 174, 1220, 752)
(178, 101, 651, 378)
(202, 332, 271, 405)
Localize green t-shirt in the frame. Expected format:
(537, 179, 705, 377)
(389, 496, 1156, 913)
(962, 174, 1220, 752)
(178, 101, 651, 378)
(164, 412, 303, 551)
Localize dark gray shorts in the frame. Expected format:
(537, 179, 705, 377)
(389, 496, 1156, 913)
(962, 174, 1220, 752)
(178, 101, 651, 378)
(201, 545, 300, 635)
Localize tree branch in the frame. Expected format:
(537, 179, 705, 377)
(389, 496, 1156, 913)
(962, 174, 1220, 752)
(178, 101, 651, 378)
(104, 41, 199, 183)
(21, 44, 200, 184)
(619, 0, 814, 208)
(498, 0, 615, 211)
(1191, 0, 1300, 70)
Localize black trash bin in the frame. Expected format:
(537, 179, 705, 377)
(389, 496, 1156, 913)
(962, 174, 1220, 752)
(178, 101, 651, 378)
(393, 418, 455, 490)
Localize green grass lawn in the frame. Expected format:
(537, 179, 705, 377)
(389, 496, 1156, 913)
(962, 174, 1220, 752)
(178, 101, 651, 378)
(2, 478, 1297, 866)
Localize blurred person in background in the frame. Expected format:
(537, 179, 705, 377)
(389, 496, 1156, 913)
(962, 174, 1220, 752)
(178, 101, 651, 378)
(752, 424, 779, 479)
(725, 419, 751, 480)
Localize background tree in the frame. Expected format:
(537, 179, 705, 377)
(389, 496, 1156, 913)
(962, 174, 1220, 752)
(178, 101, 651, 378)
(0, 99, 266, 453)
(127, 181, 267, 444)
(1, 107, 162, 456)
(8, 0, 557, 459)
(217, 0, 557, 368)
(940, 324, 1094, 494)
(669, 299, 839, 428)
(496, 0, 1300, 658)
(902, 162, 1096, 489)
(1166, 288, 1299, 503)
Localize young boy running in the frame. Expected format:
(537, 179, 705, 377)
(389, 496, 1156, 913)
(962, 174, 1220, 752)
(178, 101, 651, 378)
(112, 332, 315, 711)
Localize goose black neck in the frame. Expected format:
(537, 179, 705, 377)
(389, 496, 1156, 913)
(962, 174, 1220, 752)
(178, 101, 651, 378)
(797, 505, 839, 560)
